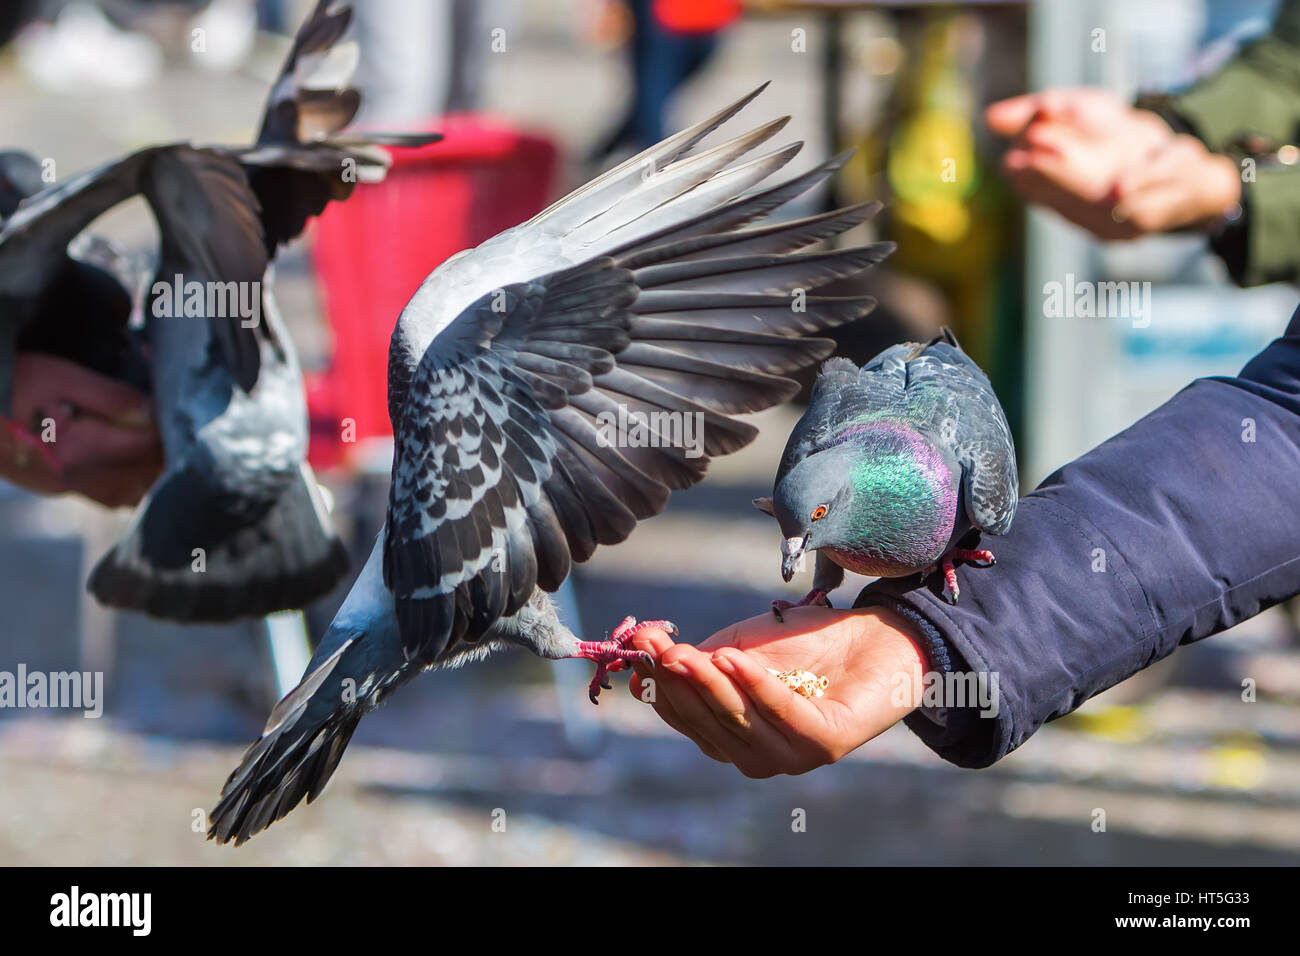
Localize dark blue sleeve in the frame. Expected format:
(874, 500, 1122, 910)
(854, 306, 1300, 768)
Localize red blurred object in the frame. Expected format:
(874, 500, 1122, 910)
(306, 115, 558, 470)
(653, 0, 741, 34)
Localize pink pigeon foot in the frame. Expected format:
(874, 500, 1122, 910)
(770, 588, 833, 623)
(924, 548, 997, 604)
(573, 616, 676, 704)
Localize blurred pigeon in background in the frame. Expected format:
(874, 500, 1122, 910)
(755, 328, 1018, 612)
(208, 84, 894, 844)
(87, 0, 438, 621)
(0, 150, 149, 409)
(0, 0, 437, 620)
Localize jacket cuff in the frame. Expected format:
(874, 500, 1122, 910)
(854, 577, 1008, 768)
(852, 590, 955, 674)
(851, 492, 1158, 769)
(1231, 169, 1300, 286)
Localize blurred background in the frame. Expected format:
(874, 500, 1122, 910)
(1, 0, 1298, 865)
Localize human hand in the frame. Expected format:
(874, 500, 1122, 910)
(0, 352, 161, 508)
(986, 87, 1236, 239)
(986, 87, 1171, 144)
(1106, 133, 1242, 236)
(626, 605, 925, 778)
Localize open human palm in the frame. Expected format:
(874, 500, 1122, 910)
(627, 606, 924, 777)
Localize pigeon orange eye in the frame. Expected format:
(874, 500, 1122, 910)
(811, 505, 828, 521)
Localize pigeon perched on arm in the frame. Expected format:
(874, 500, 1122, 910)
(755, 328, 1018, 612)
(77, 1, 437, 621)
(207, 83, 895, 845)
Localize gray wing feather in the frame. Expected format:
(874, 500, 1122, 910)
(388, 239, 893, 662)
(239, 0, 439, 256)
(888, 337, 1018, 534)
(384, 87, 895, 664)
(142, 148, 271, 391)
(385, 262, 648, 662)
(0, 147, 167, 299)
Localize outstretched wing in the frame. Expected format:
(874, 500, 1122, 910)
(0, 147, 167, 300)
(0, 143, 268, 387)
(141, 147, 272, 390)
(383, 89, 895, 664)
(181, 0, 438, 387)
(240, 0, 439, 255)
(257, 0, 360, 147)
(386, 253, 866, 662)
(385, 261, 636, 660)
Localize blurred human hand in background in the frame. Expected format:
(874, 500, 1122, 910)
(0, 352, 160, 508)
(627, 606, 924, 777)
(987, 87, 1241, 239)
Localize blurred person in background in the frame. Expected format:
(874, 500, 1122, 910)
(585, 0, 736, 166)
(986, 0, 1300, 287)
(10, 0, 163, 90)
(627, 1, 1300, 778)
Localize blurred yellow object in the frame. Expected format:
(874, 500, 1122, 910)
(888, 114, 977, 245)
(889, 113, 976, 198)
(1207, 732, 1268, 791)
(1058, 704, 1150, 743)
(895, 197, 970, 246)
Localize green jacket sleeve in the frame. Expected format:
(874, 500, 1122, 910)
(1218, 167, 1300, 287)
(1140, 0, 1300, 286)
(1168, 39, 1300, 150)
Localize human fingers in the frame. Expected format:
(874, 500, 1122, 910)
(985, 93, 1044, 137)
(626, 629, 729, 762)
(51, 416, 163, 472)
(46, 359, 153, 428)
(666, 645, 796, 759)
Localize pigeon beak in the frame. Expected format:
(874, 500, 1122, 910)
(780, 535, 807, 583)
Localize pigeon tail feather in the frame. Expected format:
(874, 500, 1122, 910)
(208, 536, 410, 845)
(89, 462, 348, 622)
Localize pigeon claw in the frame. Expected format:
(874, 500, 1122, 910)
(575, 616, 674, 704)
(941, 559, 961, 605)
(930, 548, 997, 604)
(770, 589, 833, 623)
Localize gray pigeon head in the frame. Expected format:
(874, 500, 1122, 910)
(0, 151, 44, 218)
(771, 442, 862, 580)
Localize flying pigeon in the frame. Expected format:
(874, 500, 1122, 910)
(0, 1, 437, 620)
(207, 84, 895, 844)
(0, 151, 148, 402)
(755, 328, 1017, 612)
